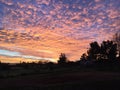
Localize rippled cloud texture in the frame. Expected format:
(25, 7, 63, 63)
(0, 0, 120, 62)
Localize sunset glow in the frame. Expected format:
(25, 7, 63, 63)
(0, 0, 120, 63)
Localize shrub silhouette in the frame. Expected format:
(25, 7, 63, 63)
(80, 53, 87, 61)
(58, 53, 67, 64)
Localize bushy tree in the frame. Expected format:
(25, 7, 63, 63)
(100, 40, 117, 60)
(80, 53, 87, 61)
(58, 53, 67, 64)
(87, 41, 100, 61)
(83, 40, 117, 62)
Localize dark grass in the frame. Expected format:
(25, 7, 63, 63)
(0, 68, 120, 90)
(0, 62, 120, 90)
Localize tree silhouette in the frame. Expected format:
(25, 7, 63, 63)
(113, 33, 120, 58)
(80, 53, 87, 61)
(58, 53, 67, 64)
(87, 41, 100, 61)
(100, 40, 117, 61)
(85, 40, 117, 62)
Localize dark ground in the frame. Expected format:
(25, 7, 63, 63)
(0, 69, 120, 90)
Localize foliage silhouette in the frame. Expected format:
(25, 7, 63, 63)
(113, 33, 120, 58)
(85, 40, 117, 62)
(100, 40, 117, 61)
(58, 53, 67, 64)
(80, 53, 87, 61)
(87, 41, 100, 61)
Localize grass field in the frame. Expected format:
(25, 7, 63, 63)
(0, 68, 120, 90)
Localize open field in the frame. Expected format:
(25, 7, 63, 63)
(0, 69, 120, 90)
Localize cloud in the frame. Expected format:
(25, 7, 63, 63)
(0, 0, 120, 62)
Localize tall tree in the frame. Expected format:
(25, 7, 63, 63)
(87, 41, 100, 61)
(113, 33, 120, 58)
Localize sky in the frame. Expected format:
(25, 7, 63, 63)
(0, 0, 120, 63)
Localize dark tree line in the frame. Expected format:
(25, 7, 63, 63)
(58, 40, 119, 65)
